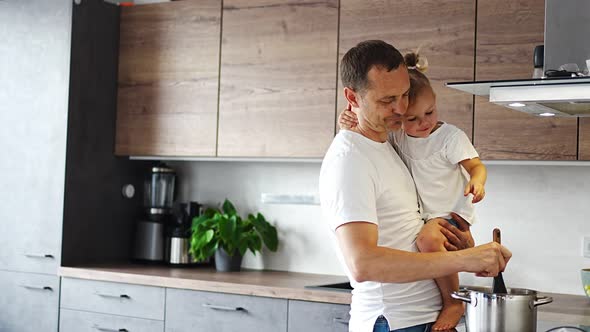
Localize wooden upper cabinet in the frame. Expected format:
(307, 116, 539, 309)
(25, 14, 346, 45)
(579, 119, 590, 160)
(474, 0, 577, 160)
(338, 0, 475, 138)
(217, 0, 338, 157)
(115, 1, 222, 156)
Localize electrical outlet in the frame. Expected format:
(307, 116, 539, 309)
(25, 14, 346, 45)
(584, 237, 590, 258)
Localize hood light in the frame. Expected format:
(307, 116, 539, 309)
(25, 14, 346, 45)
(539, 112, 556, 117)
(509, 102, 526, 107)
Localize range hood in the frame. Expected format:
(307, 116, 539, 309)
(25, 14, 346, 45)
(446, 0, 590, 117)
(447, 77, 590, 117)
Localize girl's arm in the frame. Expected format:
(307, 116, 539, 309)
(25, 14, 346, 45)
(460, 157, 487, 203)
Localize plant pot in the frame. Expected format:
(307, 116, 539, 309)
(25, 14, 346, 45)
(214, 248, 243, 272)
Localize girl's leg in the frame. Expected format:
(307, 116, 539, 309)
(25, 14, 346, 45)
(417, 219, 465, 331)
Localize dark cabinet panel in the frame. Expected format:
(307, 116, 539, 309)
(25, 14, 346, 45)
(338, 0, 475, 138)
(474, 0, 577, 160)
(63, 0, 151, 266)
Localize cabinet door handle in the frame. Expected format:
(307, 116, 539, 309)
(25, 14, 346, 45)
(19, 285, 53, 291)
(95, 292, 130, 300)
(202, 303, 246, 312)
(92, 325, 128, 332)
(24, 253, 54, 259)
(333, 317, 349, 325)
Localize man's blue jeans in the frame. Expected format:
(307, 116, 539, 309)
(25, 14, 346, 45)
(372, 315, 433, 332)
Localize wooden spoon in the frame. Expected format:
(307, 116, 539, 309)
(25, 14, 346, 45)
(492, 228, 508, 293)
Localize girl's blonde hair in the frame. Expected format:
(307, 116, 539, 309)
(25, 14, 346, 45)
(404, 52, 433, 104)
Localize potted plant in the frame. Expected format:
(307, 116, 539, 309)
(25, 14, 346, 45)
(189, 199, 279, 272)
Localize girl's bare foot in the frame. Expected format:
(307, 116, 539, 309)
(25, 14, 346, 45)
(432, 301, 464, 331)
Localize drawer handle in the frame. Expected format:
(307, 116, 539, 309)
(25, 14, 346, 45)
(95, 292, 130, 300)
(202, 303, 246, 312)
(24, 253, 54, 259)
(19, 285, 53, 292)
(92, 326, 128, 332)
(333, 317, 349, 325)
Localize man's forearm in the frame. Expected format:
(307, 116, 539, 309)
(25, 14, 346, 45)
(348, 245, 466, 283)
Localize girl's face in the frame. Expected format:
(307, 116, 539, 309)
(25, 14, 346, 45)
(402, 88, 438, 138)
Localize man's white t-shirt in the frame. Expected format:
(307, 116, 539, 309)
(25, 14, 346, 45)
(319, 130, 441, 332)
(392, 122, 479, 224)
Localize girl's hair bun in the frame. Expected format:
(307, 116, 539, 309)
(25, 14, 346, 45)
(404, 51, 428, 73)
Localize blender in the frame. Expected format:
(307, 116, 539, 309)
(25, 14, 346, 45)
(133, 163, 176, 262)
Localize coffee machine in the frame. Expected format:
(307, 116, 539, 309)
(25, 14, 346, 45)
(133, 163, 176, 262)
(164, 202, 201, 265)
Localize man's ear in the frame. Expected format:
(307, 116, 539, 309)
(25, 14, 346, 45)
(344, 87, 360, 108)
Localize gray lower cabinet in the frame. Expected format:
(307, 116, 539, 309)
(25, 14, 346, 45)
(0, 271, 60, 332)
(288, 300, 350, 332)
(165, 288, 288, 332)
(60, 277, 166, 321)
(59, 308, 164, 332)
(59, 278, 165, 332)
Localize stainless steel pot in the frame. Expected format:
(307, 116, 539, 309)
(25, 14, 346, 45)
(451, 286, 553, 332)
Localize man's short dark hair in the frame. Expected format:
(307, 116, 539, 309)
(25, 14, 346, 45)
(341, 40, 405, 93)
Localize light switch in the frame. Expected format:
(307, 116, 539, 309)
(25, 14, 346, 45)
(260, 193, 319, 205)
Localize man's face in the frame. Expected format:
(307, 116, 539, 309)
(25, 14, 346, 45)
(356, 65, 410, 133)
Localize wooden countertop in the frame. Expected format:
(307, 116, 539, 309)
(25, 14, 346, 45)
(59, 263, 351, 304)
(59, 264, 590, 325)
(537, 291, 590, 326)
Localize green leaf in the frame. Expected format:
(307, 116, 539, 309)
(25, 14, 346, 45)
(222, 199, 237, 216)
(249, 213, 266, 230)
(219, 215, 236, 243)
(238, 240, 248, 256)
(250, 234, 262, 252)
(202, 229, 214, 244)
(248, 213, 278, 252)
(204, 241, 218, 259)
(191, 215, 210, 230)
(262, 226, 279, 252)
(192, 230, 215, 250)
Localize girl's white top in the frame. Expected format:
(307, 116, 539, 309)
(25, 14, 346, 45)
(391, 122, 479, 224)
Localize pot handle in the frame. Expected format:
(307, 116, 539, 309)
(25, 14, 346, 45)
(533, 295, 553, 307)
(451, 290, 471, 303)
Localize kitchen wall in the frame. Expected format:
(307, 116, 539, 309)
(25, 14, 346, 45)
(173, 161, 590, 296)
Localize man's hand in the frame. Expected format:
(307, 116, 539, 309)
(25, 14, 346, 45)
(463, 242, 512, 277)
(440, 213, 474, 251)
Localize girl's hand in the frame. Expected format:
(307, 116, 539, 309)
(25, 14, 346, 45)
(464, 181, 485, 203)
(338, 104, 358, 130)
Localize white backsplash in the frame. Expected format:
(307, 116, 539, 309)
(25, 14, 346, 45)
(171, 161, 590, 296)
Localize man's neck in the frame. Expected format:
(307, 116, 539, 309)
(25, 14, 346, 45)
(350, 126, 388, 143)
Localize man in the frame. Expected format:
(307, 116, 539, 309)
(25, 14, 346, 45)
(319, 40, 511, 332)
